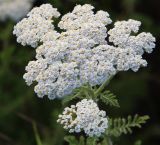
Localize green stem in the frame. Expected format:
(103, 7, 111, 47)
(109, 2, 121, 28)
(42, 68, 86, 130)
(107, 138, 113, 145)
(102, 137, 113, 145)
(84, 91, 91, 99)
(32, 122, 43, 145)
(94, 75, 114, 98)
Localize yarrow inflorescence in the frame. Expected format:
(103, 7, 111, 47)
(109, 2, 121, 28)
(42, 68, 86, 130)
(57, 99, 108, 137)
(13, 4, 156, 99)
(0, 0, 34, 21)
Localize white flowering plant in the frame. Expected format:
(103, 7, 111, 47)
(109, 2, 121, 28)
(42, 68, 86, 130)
(13, 3, 156, 145)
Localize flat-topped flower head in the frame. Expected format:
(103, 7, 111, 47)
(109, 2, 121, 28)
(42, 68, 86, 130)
(57, 99, 108, 137)
(13, 4, 156, 99)
(0, 0, 34, 21)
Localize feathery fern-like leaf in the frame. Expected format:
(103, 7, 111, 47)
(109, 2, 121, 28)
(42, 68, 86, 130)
(100, 90, 119, 107)
(106, 115, 149, 137)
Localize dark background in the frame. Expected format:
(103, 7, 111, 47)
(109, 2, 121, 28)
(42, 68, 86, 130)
(0, 0, 159, 145)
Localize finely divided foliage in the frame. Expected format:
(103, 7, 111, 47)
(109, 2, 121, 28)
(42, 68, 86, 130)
(0, 0, 34, 21)
(106, 115, 149, 137)
(13, 4, 155, 100)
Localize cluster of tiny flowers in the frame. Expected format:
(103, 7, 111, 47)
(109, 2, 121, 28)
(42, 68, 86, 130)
(57, 99, 108, 137)
(13, 4, 60, 48)
(13, 4, 156, 99)
(0, 0, 34, 21)
(108, 19, 156, 71)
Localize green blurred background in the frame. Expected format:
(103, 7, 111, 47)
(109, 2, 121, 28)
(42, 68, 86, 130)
(0, 0, 159, 145)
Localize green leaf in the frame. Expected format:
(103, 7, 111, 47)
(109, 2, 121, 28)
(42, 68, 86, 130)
(106, 115, 149, 137)
(100, 90, 120, 107)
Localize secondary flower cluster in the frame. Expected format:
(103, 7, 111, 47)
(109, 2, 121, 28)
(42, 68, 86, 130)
(0, 0, 34, 21)
(13, 4, 156, 99)
(57, 99, 108, 137)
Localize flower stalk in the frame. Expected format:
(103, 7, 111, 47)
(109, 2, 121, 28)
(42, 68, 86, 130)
(94, 75, 114, 98)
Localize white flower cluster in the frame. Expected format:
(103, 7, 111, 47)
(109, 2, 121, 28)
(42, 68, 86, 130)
(107, 19, 156, 71)
(0, 0, 34, 21)
(13, 4, 156, 99)
(13, 4, 60, 48)
(57, 99, 108, 137)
